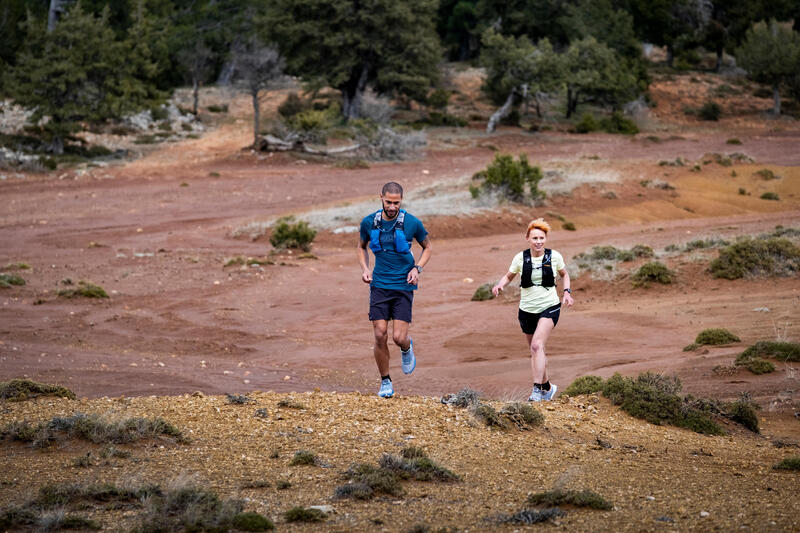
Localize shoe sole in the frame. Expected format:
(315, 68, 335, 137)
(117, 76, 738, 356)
(379, 392, 394, 398)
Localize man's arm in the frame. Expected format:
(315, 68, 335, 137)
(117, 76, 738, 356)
(407, 237, 431, 285)
(357, 239, 372, 283)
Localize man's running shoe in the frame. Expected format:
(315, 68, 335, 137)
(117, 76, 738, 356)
(527, 385, 542, 402)
(378, 378, 394, 398)
(541, 384, 558, 401)
(401, 338, 416, 375)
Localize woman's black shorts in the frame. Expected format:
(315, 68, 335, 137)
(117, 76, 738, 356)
(518, 303, 561, 334)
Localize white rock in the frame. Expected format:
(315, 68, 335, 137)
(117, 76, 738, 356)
(700, 511, 710, 518)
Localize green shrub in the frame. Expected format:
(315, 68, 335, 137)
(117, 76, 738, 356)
(499, 402, 545, 429)
(440, 388, 481, 408)
(773, 456, 800, 471)
(631, 262, 675, 287)
(471, 283, 495, 301)
(0, 273, 25, 288)
(630, 244, 654, 258)
(289, 450, 318, 466)
(284, 507, 326, 522)
(740, 357, 775, 374)
(698, 101, 721, 121)
(725, 397, 759, 433)
(563, 375, 604, 396)
(423, 111, 467, 127)
(57, 281, 108, 298)
(0, 379, 76, 401)
(726, 138, 742, 145)
(685, 238, 729, 251)
(278, 92, 312, 118)
(134, 485, 242, 532)
(754, 168, 779, 180)
(601, 373, 723, 435)
(738, 187, 747, 195)
(527, 489, 612, 510)
(562, 222, 576, 231)
(710, 238, 800, 279)
(760, 192, 780, 201)
(683, 343, 699, 352)
(379, 448, 459, 482)
(695, 328, 740, 346)
(574, 113, 600, 133)
(333, 158, 370, 169)
(738, 341, 800, 362)
(471, 153, 544, 204)
(269, 216, 316, 251)
(207, 104, 228, 113)
(341, 463, 403, 497)
(427, 88, 451, 110)
(599, 111, 639, 134)
(471, 402, 506, 428)
(501, 508, 565, 524)
(232, 512, 274, 531)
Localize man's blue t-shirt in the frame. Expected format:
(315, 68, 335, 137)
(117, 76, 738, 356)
(360, 210, 428, 291)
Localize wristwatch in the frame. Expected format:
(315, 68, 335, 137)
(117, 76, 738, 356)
(563, 288, 571, 294)
(414, 265, 423, 273)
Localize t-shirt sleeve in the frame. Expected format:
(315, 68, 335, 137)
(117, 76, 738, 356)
(413, 218, 428, 244)
(509, 251, 523, 274)
(553, 250, 566, 272)
(359, 216, 371, 243)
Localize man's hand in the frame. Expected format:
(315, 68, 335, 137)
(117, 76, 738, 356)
(406, 266, 419, 285)
(362, 270, 372, 283)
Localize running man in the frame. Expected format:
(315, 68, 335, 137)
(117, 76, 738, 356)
(358, 182, 432, 398)
(492, 218, 573, 401)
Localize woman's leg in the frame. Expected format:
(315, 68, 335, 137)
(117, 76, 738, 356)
(527, 318, 555, 383)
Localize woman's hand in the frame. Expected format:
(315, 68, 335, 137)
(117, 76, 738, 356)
(562, 291, 574, 307)
(491, 283, 503, 297)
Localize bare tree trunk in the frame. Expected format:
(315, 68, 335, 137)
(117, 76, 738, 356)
(342, 65, 369, 120)
(487, 89, 516, 133)
(773, 83, 781, 115)
(192, 78, 199, 115)
(48, 136, 64, 155)
(48, 0, 68, 32)
(252, 90, 260, 147)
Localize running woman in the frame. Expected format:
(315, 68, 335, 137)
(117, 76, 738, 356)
(358, 182, 431, 398)
(492, 218, 573, 401)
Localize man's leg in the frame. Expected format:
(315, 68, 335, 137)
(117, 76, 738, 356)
(391, 320, 411, 351)
(372, 320, 390, 375)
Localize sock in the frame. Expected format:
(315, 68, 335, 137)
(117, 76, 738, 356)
(541, 381, 551, 391)
(381, 374, 391, 382)
(534, 382, 543, 390)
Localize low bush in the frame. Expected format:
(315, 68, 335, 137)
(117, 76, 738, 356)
(773, 456, 800, 471)
(562, 221, 576, 231)
(134, 485, 242, 532)
(440, 388, 481, 408)
(225, 393, 252, 404)
(740, 357, 775, 375)
(276, 398, 306, 409)
(289, 450, 318, 466)
(601, 373, 723, 435)
(269, 216, 316, 251)
(57, 281, 109, 299)
(725, 396, 759, 433)
(471, 283, 495, 301)
(563, 375, 604, 396)
(340, 463, 404, 498)
(278, 92, 313, 119)
(207, 104, 228, 113)
(630, 244, 654, 258)
(760, 192, 780, 201)
(471, 402, 505, 428)
(631, 262, 675, 287)
(0, 273, 25, 288)
(284, 507, 326, 523)
(574, 113, 600, 133)
(232, 512, 275, 531)
(0, 379, 76, 400)
(695, 328, 740, 346)
(754, 168, 779, 180)
(471, 153, 544, 205)
(501, 507, 565, 524)
(527, 489, 612, 510)
(737, 341, 800, 362)
(379, 447, 459, 482)
(599, 111, 639, 134)
(710, 238, 800, 279)
(726, 138, 742, 145)
(698, 101, 721, 121)
(499, 403, 544, 429)
(1, 413, 185, 448)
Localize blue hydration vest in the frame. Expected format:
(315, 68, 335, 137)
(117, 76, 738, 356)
(369, 209, 411, 254)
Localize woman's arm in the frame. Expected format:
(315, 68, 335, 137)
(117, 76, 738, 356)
(558, 267, 573, 307)
(492, 272, 517, 296)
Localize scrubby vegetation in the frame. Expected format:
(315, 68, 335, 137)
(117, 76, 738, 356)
(734, 340, 800, 374)
(563, 375, 604, 396)
(284, 506, 327, 523)
(631, 262, 675, 287)
(573, 244, 653, 267)
(1, 413, 185, 448)
(440, 388, 481, 408)
(527, 489, 613, 510)
(470, 153, 544, 205)
(289, 450, 319, 466)
(223, 256, 274, 267)
(57, 281, 109, 298)
(710, 238, 800, 279)
(695, 328, 741, 346)
(0, 273, 25, 288)
(0, 379, 76, 401)
(573, 112, 638, 134)
(269, 216, 316, 251)
(772, 457, 800, 471)
(336, 447, 457, 501)
(500, 507, 565, 525)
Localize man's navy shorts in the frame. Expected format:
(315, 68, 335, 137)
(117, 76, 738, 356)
(369, 286, 414, 322)
(518, 303, 560, 334)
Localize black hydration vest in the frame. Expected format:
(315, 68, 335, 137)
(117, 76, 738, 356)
(521, 248, 555, 288)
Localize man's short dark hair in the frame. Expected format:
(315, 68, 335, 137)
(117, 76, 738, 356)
(381, 182, 403, 197)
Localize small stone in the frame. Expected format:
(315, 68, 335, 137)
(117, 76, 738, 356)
(309, 505, 333, 514)
(700, 511, 709, 518)
(645, 496, 655, 501)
